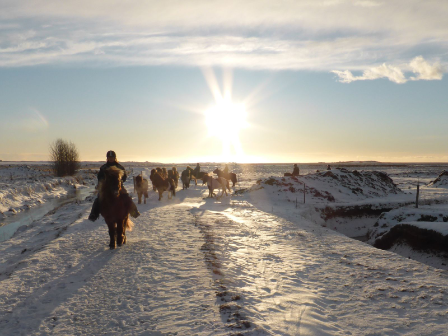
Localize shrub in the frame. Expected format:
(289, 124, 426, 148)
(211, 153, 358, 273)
(49, 139, 80, 177)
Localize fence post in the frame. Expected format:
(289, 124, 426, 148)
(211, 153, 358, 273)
(415, 180, 419, 208)
(304, 183, 306, 204)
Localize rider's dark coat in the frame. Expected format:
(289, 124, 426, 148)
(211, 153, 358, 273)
(193, 164, 201, 178)
(98, 161, 127, 183)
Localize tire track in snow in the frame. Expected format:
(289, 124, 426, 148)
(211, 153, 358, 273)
(191, 200, 346, 335)
(193, 212, 258, 335)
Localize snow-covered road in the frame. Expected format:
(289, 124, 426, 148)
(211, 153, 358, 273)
(2, 185, 448, 335)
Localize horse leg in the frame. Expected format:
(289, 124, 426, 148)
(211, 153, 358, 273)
(107, 222, 116, 250)
(158, 190, 163, 201)
(138, 192, 142, 204)
(144, 195, 146, 204)
(117, 219, 125, 246)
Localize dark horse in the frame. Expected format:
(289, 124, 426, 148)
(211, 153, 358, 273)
(213, 168, 237, 187)
(181, 168, 193, 189)
(99, 167, 134, 249)
(150, 169, 157, 191)
(168, 167, 180, 188)
(134, 174, 149, 204)
(151, 172, 176, 201)
(186, 166, 207, 186)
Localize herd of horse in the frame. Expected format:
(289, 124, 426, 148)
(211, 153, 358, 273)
(99, 165, 238, 249)
(135, 166, 237, 202)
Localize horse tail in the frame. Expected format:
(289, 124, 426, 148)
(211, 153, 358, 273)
(126, 218, 134, 231)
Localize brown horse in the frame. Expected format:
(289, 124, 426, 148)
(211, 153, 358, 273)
(168, 167, 180, 188)
(150, 169, 157, 191)
(134, 174, 149, 204)
(99, 167, 134, 249)
(213, 168, 237, 187)
(162, 167, 168, 179)
(151, 172, 176, 200)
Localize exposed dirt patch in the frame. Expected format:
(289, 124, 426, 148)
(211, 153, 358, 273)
(374, 224, 448, 254)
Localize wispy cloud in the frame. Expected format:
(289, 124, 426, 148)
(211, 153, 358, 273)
(332, 57, 445, 83)
(0, 1, 447, 72)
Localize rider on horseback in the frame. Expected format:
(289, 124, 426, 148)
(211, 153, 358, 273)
(88, 150, 140, 221)
(292, 164, 300, 176)
(193, 163, 201, 178)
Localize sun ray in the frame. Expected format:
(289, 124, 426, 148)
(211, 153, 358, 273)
(222, 67, 233, 101)
(201, 67, 222, 102)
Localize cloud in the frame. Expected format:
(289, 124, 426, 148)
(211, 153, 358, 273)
(409, 56, 444, 81)
(332, 57, 444, 83)
(0, 1, 448, 71)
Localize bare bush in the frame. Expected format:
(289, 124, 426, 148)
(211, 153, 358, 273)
(50, 139, 80, 177)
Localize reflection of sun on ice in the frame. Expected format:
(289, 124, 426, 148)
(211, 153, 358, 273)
(205, 98, 249, 162)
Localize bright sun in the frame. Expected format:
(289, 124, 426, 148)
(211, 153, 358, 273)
(204, 98, 249, 161)
(205, 98, 248, 138)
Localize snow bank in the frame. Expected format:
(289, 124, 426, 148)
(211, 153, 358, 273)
(366, 207, 448, 269)
(244, 168, 403, 204)
(0, 165, 96, 216)
(234, 168, 414, 240)
(368, 207, 448, 244)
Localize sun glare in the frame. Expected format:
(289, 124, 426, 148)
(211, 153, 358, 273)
(204, 97, 249, 162)
(205, 99, 248, 138)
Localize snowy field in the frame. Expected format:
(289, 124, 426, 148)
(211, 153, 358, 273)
(1, 162, 448, 335)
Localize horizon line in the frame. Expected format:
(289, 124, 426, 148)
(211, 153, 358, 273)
(2, 160, 448, 165)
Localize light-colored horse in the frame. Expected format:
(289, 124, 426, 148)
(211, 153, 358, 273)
(134, 174, 149, 204)
(203, 174, 230, 198)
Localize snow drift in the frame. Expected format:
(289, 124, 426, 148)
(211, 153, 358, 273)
(428, 170, 448, 187)
(245, 168, 403, 204)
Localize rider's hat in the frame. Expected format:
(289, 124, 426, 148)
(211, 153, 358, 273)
(106, 150, 116, 158)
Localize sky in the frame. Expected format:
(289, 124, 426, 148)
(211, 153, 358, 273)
(1, 0, 448, 163)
